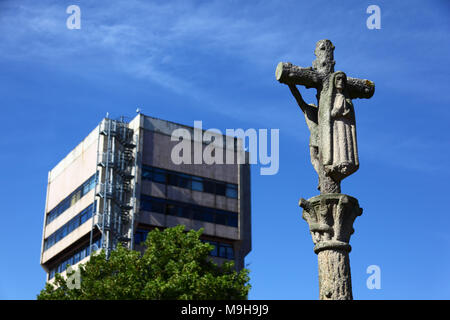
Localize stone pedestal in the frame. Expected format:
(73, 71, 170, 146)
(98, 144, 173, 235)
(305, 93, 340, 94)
(299, 193, 362, 300)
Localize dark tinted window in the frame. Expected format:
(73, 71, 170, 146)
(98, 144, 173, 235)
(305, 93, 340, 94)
(167, 173, 178, 186)
(227, 245, 234, 259)
(215, 210, 227, 225)
(208, 241, 218, 256)
(227, 213, 238, 227)
(134, 229, 149, 245)
(178, 174, 191, 189)
(191, 178, 203, 191)
(203, 208, 215, 223)
(194, 207, 214, 223)
(142, 169, 152, 180)
(215, 183, 226, 196)
(179, 206, 192, 219)
(220, 246, 229, 258)
(226, 184, 238, 198)
(166, 203, 179, 216)
(141, 198, 152, 211)
(80, 210, 88, 224)
(203, 180, 215, 194)
(141, 166, 239, 199)
(151, 201, 165, 214)
(139, 195, 238, 227)
(153, 168, 166, 183)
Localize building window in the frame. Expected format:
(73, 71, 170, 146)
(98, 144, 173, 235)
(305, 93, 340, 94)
(133, 231, 235, 261)
(226, 184, 238, 198)
(140, 195, 238, 227)
(179, 206, 192, 219)
(214, 210, 227, 225)
(202, 180, 215, 194)
(153, 168, 166, 184)
(142, 169, 152, 180)
(209, 241, 218, 256)
(134, 229, 149, 246)
(194, 208, 215, 223)
(46, 174, 97, 225)
(216, 209, 238, 227)
(166, 203, 179, 216)
(167, 173, 178, 186)
(48, 238, 101, 280)
(202, 240, 234, 260)
(44, 203, 95, 251)
(141, 165, 238, 199)
(215, 183, 226, 196)
(178, 174, 191, 189)
(191, 177, 203, 192)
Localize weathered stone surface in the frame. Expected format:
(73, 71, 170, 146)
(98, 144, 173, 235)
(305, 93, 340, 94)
(317, 249, 352, 300)
(276, 62, 375, 99)
(278, 40, 374, 300)
(320, 71, 359, 183)
(299, 193, 362, 300)
(299, 194, 362, 253)
(276, 39, 375, 194)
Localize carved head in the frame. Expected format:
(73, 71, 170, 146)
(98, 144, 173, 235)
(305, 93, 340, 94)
(334, 72, 347, 90)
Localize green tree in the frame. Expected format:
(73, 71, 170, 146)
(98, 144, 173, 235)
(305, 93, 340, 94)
(37, 225, 250, 300)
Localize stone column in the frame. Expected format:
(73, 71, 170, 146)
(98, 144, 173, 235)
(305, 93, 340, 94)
(299, 194, 362, 300)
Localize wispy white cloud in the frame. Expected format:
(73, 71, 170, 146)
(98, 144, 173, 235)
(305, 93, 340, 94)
(0, 1, 301, 126)
(1, 0, 448, 141)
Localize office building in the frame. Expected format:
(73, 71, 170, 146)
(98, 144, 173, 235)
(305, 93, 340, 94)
(40, 113, 251, 282)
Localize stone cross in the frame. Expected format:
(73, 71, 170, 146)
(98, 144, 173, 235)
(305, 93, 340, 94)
(275, 40, 375, 300)
(276, 39, 374, 194)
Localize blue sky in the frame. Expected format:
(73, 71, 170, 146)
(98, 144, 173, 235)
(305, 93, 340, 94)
(0, 0, 449, 299)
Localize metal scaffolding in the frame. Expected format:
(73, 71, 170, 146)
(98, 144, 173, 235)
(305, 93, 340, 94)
(90, 117, 137, 258)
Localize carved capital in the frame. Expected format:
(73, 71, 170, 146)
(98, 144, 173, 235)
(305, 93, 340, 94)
(299, 194, 362, 254)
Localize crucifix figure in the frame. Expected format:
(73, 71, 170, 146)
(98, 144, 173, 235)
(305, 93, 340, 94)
(276, 40, 375, 300)
(276, 39, 374, 194)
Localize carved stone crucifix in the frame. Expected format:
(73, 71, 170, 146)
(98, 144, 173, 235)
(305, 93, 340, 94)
(276, 40, 375, 300)
(276, 39, 375, 194)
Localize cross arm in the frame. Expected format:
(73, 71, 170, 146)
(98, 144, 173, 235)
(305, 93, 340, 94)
(276, 62, 375, 99)
(346, 77, 375, 99)
(276, 62, 323, 89)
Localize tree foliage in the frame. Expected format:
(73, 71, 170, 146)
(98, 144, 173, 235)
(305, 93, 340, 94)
(37, 225, 250, 300)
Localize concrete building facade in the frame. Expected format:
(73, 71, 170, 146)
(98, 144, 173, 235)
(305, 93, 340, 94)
(40, 113, 251, 282)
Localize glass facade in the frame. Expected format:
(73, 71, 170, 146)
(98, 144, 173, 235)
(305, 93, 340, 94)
(141, 165, 238, 199)
(46, 174, 96, 225)
(44, 203, 95, 251)
(140, 195, 238, 227)
(134, 228, 150, 246)
(134, 229, 234, 260)
(203, 240, 235, 260)
(48, 237, 101, 280)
